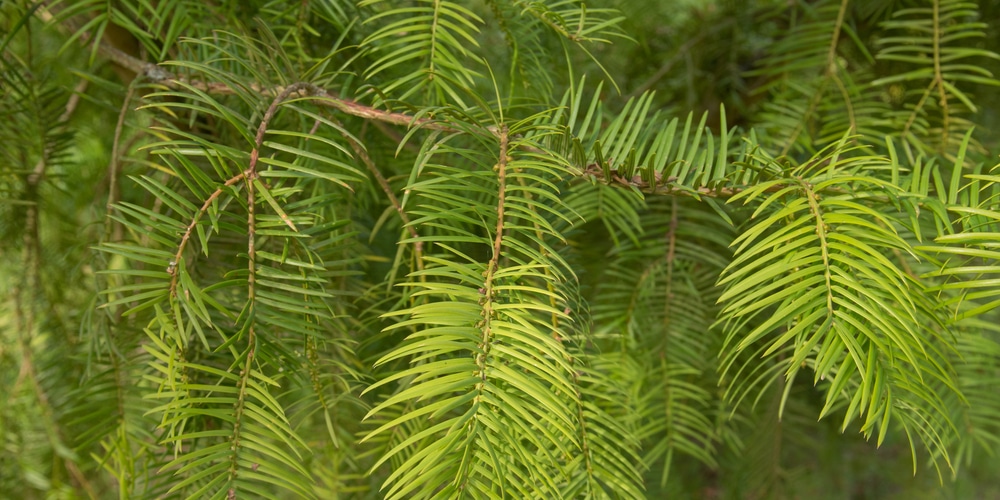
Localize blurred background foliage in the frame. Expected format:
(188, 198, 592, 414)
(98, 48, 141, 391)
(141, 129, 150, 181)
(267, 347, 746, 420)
(3, 0, 1000, 498)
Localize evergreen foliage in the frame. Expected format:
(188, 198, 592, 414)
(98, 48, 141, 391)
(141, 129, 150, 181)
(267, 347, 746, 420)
(2, 0, 1000, 497)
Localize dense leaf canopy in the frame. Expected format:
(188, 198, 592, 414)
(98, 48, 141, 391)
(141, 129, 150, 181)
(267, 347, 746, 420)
(3, 0, 1000, 498)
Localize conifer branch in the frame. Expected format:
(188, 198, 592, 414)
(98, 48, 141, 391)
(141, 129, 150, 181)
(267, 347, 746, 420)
(45, 7, 787, 202)
(326, 114, 424, 270)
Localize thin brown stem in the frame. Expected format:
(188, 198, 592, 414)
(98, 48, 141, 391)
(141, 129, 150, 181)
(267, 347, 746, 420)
(581, 162, 784, 198)
(802, 180, 834, 314)
(780, 0, 851, 156)
(27, 79, 87, 187)
(661, 197, 679, 357)
(491, 126, 509, 263)
(931, 0, 951, 150)
(826, 0, 850, 73)
(247, 162, 256, 307)
(22, 78, 86, 299)
(227, 337, 255, 499)
(465, 123, 509, 493)
(476, 124, 509, 367)
(225, 82, 320, 499)
(47, 3, 847, 206)
(13, 75, 93, 497)
(666, 197, 679, 267)
(37, 7, 482, 135)
(170, 82, 319, 295)
(327, 114, 424, 271)
(106, 83, 137, 243)
(903, 83, 934, 150)
(168, 172, 247, 296)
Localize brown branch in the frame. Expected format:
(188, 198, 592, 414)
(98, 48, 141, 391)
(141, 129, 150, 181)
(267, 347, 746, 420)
(36, 5, 486, 136)
(26, 79, 87, 188)
(21, 78, 87, 296)
(8, 306, 98, 499)
(826, 0, 850, 75)
(491, 125, 510, 264)
(168, 172, 246, 296)
(230, 141, 257, 500)
(661, 197, 679, 356)
(326, 114, 424, 270)
(666, 197, 679, 266)
(228, 331, 255, 500)
(105, 83, 136, 243)
(802, 179, 835, 314)
(371, 120, 421, 154)
(169, 83, 317, 295)
(223, 74, 313, 500)
(580, 162, 782, 198)
(45, 4, 806, 204)
(827, 0, 856, 139)
(931, 0, 950, 150)
(777, 0, 850, 157)
(465, 124, 510, 493)
(14, 74, 94, 498)
(77, 20, 448, 130)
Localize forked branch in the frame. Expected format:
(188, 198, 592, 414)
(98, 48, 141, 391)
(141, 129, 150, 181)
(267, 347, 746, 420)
(46, 4, 781, 205)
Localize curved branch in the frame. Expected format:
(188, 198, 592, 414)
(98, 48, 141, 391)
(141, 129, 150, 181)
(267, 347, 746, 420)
(931, 0, 951, 149)
(48, 3, 813, 206)
(326, 114, 424, 271)
(463, 123, 509, 491)
(105, 83, 137, 243)
(168, 83, 317, 294)
(168, 171, 246, 296)
(228, 82, 316, 500)
(801, 180, 834, 314)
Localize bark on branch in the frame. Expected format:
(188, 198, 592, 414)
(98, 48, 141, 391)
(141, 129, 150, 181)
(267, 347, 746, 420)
(41, 7, 767, 201)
